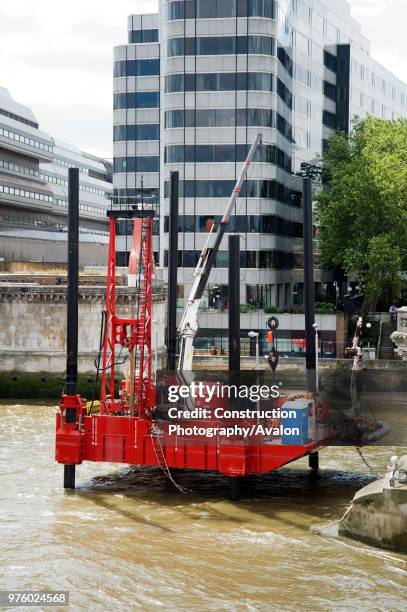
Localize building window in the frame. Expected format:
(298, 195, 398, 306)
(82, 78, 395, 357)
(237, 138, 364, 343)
(277, 78, 293, 109)
(166, 0, 276, 20)
(114, 124, 160, 142)
(114, 59, 160, 78)
(114, 156, 160, 173)
(165, 71, 274, 94)
(246, 285, 274, 309)
(164, 179, 302, 207)
(113, 92, 159, 109)
(113, 188, 159, 207)
(164, 144, 291, 172)
(164, 214, 302, 237)
(164, 250, 259, 268)
(116, 251, 130, 267)
(323, 110, 336, 129)
(0, 127, 52, 152)
(0, 158, 39, 178)
(277, 46, 293, 76)
(128, 29, 158, 44)
(0, 108, 38, 129)
(323, 50, 337, 72)
(207, 285, 229, 310)
(323, 80, 336, 101)
(0, 184, 53, 203)
(167, 35, 276, 57)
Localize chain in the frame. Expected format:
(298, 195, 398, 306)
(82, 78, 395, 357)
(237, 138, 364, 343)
(354, 445, 380, 478)
(151, 427, 190, 494)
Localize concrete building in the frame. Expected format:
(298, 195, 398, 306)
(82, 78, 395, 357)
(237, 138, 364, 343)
(0, 87, 113, 266)
(113, 0, 407, 356)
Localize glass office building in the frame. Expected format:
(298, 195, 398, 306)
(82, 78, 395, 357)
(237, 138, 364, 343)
(113, 0, 407, 346)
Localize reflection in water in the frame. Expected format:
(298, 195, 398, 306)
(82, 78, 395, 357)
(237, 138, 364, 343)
(1, 404, 406, 610)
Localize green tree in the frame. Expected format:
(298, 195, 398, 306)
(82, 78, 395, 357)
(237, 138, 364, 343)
(315, 117, 407, 311)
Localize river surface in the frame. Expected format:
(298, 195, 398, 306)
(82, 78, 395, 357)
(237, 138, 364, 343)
(0, 403, 406, 611)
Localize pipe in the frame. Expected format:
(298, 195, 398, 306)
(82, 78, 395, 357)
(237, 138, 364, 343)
(303, 177, 316, 393)
(167, 171, 179, 371)
(228, 235, 240, 372)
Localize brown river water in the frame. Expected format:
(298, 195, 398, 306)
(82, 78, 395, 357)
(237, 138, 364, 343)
(0, 403, 406, 611)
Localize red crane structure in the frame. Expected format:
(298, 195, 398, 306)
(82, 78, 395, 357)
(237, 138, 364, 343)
(99, 210, 155, 417)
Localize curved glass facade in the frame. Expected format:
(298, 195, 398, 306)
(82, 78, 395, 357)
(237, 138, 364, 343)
(165, 107, 274, 128)
(164, 249, 295, 269)
(164, 108, 292, 139)
(164, 144, 291, 171)
(164, 214, 302, 237)
(167, 35, 275, 57)
(165, 72, 273, 93)
(163, 179, 301, 206)
(165, 0, 276, 21)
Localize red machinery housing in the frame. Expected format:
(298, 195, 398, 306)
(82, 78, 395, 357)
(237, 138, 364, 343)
(56, 209, 325, 479)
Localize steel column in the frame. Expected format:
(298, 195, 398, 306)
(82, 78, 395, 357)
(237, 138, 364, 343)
(64, 167, 80, 488)
(167, 171, 179, 371)
(228, 235, 240, 372)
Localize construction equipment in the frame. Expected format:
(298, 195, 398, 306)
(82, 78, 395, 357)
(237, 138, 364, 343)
(55, 138, 337, 491)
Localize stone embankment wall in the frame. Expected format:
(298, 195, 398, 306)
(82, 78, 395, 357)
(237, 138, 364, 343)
(0, 285, 167, 373)
(339, 472, 407, 552)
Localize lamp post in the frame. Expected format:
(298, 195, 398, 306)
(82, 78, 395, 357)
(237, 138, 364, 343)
(248, 331, 260, 370)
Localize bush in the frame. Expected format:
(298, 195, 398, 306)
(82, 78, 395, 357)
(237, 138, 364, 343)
(240, 304, 257, 313)
(315, 301, 336, 314)
(264, 305, 279, 314)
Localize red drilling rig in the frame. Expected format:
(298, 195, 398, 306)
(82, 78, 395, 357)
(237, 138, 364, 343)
(56, 160, 334, 496)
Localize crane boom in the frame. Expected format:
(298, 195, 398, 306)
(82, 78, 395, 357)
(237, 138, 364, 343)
(177, 132, 263, 371)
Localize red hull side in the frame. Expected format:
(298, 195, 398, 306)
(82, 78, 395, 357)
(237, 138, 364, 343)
(56, 413, 323, 477)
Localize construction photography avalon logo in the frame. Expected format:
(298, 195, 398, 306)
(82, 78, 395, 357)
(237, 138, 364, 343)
(0, 0, 406, 610)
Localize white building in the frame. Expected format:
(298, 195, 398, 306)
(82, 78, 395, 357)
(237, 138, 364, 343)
(0, 87, 113, 265)
(113, 0, 407, 354)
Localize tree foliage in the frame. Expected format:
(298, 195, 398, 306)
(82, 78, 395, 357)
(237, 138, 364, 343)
(315, 117, 407, 310)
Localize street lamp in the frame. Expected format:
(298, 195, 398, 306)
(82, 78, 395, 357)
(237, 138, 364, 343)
(248, 331, 260, 370)
(312, 323, 319, 393)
